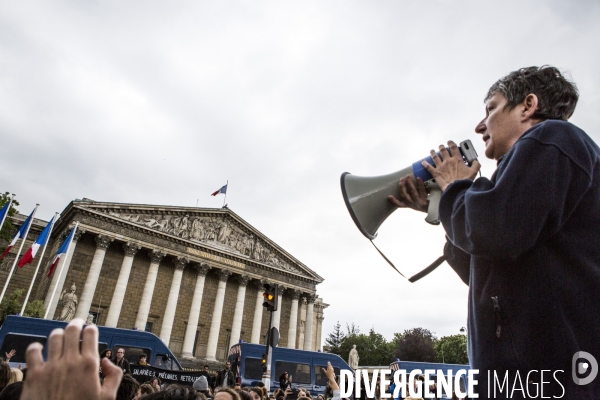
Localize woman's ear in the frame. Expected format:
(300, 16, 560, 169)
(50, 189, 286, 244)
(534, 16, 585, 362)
(521, 93, 539, 121)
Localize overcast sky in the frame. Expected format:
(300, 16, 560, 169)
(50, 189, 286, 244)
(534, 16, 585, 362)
(1, 1, 599, 346)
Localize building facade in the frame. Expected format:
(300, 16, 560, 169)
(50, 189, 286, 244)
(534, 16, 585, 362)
(0, 199, 327, 361)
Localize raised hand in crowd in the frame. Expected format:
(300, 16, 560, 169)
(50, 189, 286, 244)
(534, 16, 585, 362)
(4, 350, 15, 363)
(20, 318, 123, 400)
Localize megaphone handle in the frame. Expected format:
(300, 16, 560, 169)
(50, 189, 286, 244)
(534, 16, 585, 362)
(425, 186, 442, 225)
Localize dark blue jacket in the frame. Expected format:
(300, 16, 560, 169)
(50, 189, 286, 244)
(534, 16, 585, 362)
(441, 120, 600, 399)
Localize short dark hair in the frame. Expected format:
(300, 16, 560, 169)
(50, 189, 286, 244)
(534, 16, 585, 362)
(0, 381, 23, 400)
(140, 353, 147, 359)
(485, 66, 578, 121)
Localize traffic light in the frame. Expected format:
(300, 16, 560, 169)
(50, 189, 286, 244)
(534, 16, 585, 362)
(262, 283, 278, 311)
(261, 353, 267, 371)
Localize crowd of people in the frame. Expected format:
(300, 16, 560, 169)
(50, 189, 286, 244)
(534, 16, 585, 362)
(0, 318, 341, 400)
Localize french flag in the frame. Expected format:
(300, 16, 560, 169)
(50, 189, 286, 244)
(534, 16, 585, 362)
(0, 209, 35, 261)
(47, 227, 75, 277)
(18, 216, 54, 268)
(0, 202, 10, 225)
(211, 184, 228, 196)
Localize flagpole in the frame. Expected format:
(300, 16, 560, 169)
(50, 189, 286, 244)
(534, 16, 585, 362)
(0, 194, 15, 233)
(44, 222, 78, 319)
(0, 204, 39, 305)
(223, 180, 228, 207)
(21, 212, 59, 315)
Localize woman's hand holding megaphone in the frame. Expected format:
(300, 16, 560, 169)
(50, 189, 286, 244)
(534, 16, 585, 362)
(421, 140, 481, 192)
(388, 175, 429, 213)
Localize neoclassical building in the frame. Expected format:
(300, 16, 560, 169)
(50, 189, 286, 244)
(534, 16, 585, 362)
(0, 199, 327, 361)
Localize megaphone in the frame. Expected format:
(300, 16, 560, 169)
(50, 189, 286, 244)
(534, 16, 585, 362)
(341, 140, 478, 240)
(340, 140, 478, 281)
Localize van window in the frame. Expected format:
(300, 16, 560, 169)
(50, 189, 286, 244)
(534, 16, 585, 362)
(314, 365, 340, 386)
(112, 346, 152, 366)
(0, 334, 46, 363)
(154, 353, 181, 370)
(244, 357, 263, 380)
(275, 361, 311, 384)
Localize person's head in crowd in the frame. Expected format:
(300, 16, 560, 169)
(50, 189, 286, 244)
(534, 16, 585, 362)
(193, 375, 211, 396)
(117, 373, 140, 400)
(249, 387, 262, 400)
(297, 388, 308, 398)
(278, 372, 288, 381)
(258, 386, 267, 400)
(0, 361, 11, 392)
(7, 368, 22, 385)
(298, 397, 311, 400)
(237, 388, 251, 400)
(272, 389, 284, 399)
(316, 395, 324, 400)
(139, 353, 148, 365)
(151, 377, 162, 391)
(0, 381, 24, 400)
(234, 384, 241, 391)
(140, 383, 155, 395)
(101, 349, 112, 359)
(214, 387, 240, 400)
(116, 348, 126, 361)
(141, 384, 200, 400)
(204, 365, 210, 373)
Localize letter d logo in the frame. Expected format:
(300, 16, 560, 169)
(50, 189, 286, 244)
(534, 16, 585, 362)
(572, 351, 598, 385)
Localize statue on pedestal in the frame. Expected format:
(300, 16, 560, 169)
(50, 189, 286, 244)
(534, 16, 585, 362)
(348, 344, 359, 369)
(58, 284, 78, 322)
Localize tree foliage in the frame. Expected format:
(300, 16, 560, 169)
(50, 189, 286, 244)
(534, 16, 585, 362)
(392, 327, 437, 362)
(325, 323, 394, 366)
(324, 321, 345, 355)
(0, 192, 20, 242)
(434, 334, 468, 364)
(0, 288, 46, 325)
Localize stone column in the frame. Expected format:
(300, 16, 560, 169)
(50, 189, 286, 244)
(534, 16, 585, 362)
(45, 228, 85, 319)
(105, 242, 140, 327)
(272, 285, 285, 331)
(250, 280, 265, 344)
(286, 290, 301, 349)
(75, 235, 112, 320)
(230, 275, 251, 346)
(303, 294, 315, 351)
(134, 250, 165, 330)
(181, 263, 211, 358)
(315, 315, 324, 352)
(205, 269, 231, 361)
(159, 257, 187, 345)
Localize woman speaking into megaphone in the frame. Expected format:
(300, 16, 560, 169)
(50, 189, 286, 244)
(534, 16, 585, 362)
(388, 66, 600, 399)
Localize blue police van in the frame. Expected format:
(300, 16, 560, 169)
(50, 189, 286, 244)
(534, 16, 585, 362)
(0, 315, 182, 370)
(228, 342, 353, 395)
(389, 359, 472, 399)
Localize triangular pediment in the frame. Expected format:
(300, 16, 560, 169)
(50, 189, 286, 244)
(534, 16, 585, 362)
(70, 200, 322, 282)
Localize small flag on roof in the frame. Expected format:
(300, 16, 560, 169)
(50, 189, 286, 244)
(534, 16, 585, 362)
(211, 184, 228, 196)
